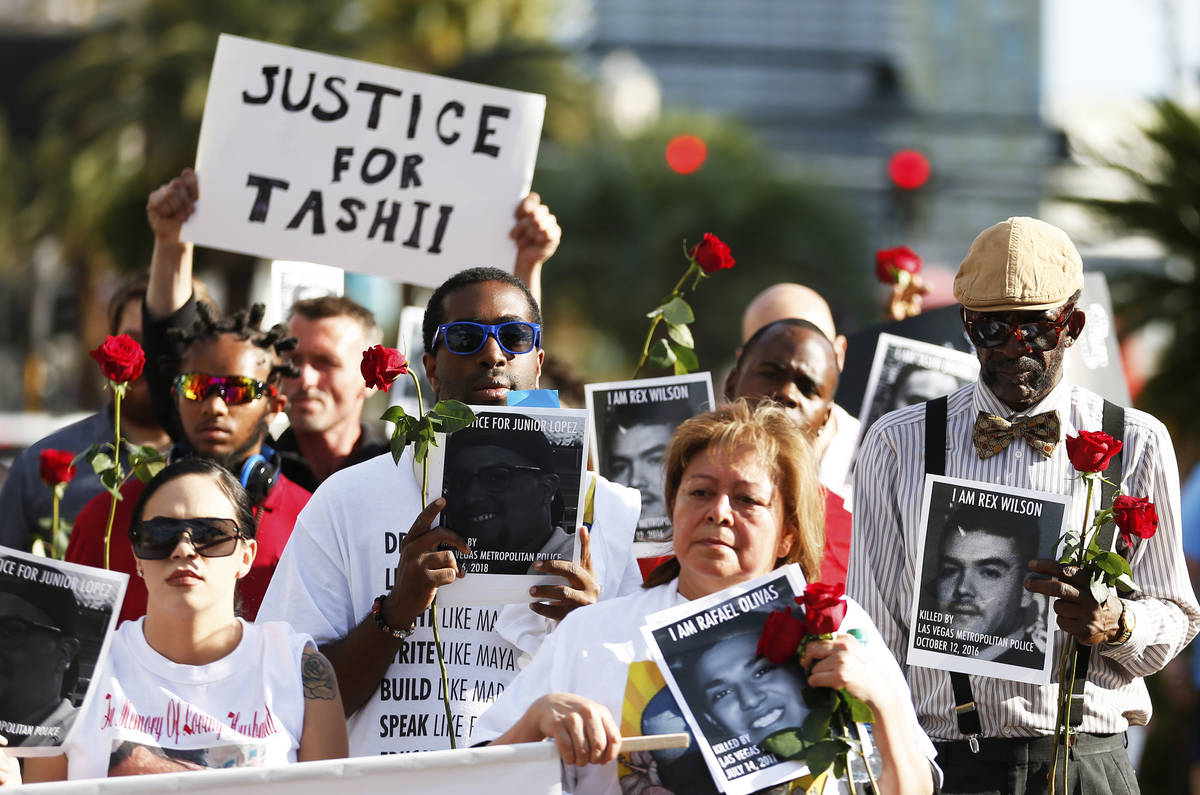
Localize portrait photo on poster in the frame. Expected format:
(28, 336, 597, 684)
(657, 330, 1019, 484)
(642, 567, 812, 795)
(584, 373, 714, 556)
(426, 404, 590, 606)
(906, 476, 1070, 685)
(855, 333, 978, 450)
(0, 546, 128, 756)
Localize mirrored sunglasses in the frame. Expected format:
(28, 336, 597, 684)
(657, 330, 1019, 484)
(433, 321, 541, 356)
(173, 373, 277, 405)
(963, 307, 1075, 353)
(131, 516, 247, 560)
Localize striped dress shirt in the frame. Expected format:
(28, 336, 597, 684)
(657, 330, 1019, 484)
(848, 377, 1200, 740)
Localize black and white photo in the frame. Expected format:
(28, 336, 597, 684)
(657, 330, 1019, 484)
(0, 547, 127, 755)
(856, 333, 978, 444)
(428, 405, 589, 606)
(585, 373, 714, 556)
(642, 567, 810, 795)
(906, 476, 1069, 684)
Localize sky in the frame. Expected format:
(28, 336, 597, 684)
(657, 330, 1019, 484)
(1042, 0, 1195, 110)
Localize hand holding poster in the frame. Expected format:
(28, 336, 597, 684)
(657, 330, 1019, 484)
(906, 476, 1070, 684)
(641, 568, 812, 795)
(184, 34, 546, 286)
(0, 546, 127, 756)
(584, 373, 715, 557)
(426, 405, 590, 606)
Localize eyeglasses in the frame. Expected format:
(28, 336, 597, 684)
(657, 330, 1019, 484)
(432, 322, 541, 356)
(131, 516, 247, 560)
(448, 464, 544, 494)
(0, 616, 63, 648)
(962, 307, 1076, 353)
(174, 373, 277, 405)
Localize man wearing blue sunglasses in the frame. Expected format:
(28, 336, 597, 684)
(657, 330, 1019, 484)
(262, 266, 642, 757)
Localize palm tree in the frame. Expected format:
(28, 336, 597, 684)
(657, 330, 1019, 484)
(1066, 98, 1200, 466)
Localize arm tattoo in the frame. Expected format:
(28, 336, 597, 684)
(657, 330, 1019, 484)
(302, 645, 338, 701)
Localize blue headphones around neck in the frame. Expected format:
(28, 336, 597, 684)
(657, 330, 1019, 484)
(239, 444, 278, 506)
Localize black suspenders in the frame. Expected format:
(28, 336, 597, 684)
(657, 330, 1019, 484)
(922, 395, 1125, 747)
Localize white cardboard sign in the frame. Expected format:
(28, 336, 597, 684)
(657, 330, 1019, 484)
(184, 34, 546, 287)
(20, 741, 561, 794)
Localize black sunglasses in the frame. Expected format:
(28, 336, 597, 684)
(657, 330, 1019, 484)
(962, 306, 1076, 353)
(448, 463, 544, 494)
(131, 516, 247, 560)
(0, 616, 63, 649)
(432, 321, 541, 356)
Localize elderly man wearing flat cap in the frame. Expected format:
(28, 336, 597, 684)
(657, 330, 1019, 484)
(848, 217, 1200, 793)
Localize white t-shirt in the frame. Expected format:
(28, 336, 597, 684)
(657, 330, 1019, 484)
(819, 403, 859, 506)
(472, 580, 937, 795)
(63, 619, 309, 780)
(256, 449, 642, 756)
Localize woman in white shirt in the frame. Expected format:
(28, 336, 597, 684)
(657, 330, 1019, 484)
(472, 401, 936, 795)
(9, 457, 347, 783)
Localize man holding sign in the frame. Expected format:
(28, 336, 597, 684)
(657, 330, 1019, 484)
(259, 267, 641, 756)
(849, 217, 1200, 792)
(184, 34, 553, 291)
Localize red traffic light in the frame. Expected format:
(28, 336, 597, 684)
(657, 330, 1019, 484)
(888, 149, 930, 190)
(666, 135, 708, 174)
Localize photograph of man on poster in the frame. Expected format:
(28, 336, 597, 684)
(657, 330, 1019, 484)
(601, 402, 677, 542)
(645, 569, 813, 794)
(888, 363, 966, 413)
(856, 334, 977, 441)
(0, 559, 82, 748)
(674, 608, 811, 750)
(916, 501, 1051, 671)
(441, 420, 574, 576)
(587, 373, 715, 549)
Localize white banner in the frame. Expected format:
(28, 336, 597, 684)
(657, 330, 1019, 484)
(22, 741, 561, 794)
(184, 34, 546, 287)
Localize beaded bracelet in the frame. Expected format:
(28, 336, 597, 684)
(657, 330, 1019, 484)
(372, 594, 416, 640)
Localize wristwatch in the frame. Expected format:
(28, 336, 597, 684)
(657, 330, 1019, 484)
(1106, 599, 1135, 647)
(372, 594, 416, 640)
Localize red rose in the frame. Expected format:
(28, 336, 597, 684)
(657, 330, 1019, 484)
(39, 449, 76, 486)
(1065, 430, 1123, 474)
(361, 345, 409, 392)
(874, 246, 922, 285)
(1113, 495, 1158, 545)
(89, 334, 145, 384)
(689, 233, 735, 274)
(798, 582, 848, 636)
(757, 607, 806, 664)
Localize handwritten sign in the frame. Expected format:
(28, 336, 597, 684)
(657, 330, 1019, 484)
(184, 34, 546, 287)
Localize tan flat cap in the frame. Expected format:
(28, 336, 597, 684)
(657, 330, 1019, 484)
(953, 217, 1083, 312)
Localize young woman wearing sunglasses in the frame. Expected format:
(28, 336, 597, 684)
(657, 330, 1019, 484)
(7, 458, 347, 783)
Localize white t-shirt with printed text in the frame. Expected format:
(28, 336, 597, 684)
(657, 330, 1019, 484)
(256, 449, 641, 756)
(63, 619, 309, 780)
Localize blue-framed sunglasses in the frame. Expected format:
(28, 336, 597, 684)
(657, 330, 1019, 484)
(432, 321, 542, 356)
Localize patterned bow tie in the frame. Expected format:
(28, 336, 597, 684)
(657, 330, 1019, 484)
(972, 410, 1061, 460)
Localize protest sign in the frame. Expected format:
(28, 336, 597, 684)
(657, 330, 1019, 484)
(906, 476, 1069, 684)
(427, 405, 590, 606)
(184, 34, 546, 287)
(854, 333, 978, 449)
(265, 260, 344, 327)
(0, 546, 127, 756)
(584, 373, 714, 558)
(24, 740, 562, 794)
(642, 567, 811, 795)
